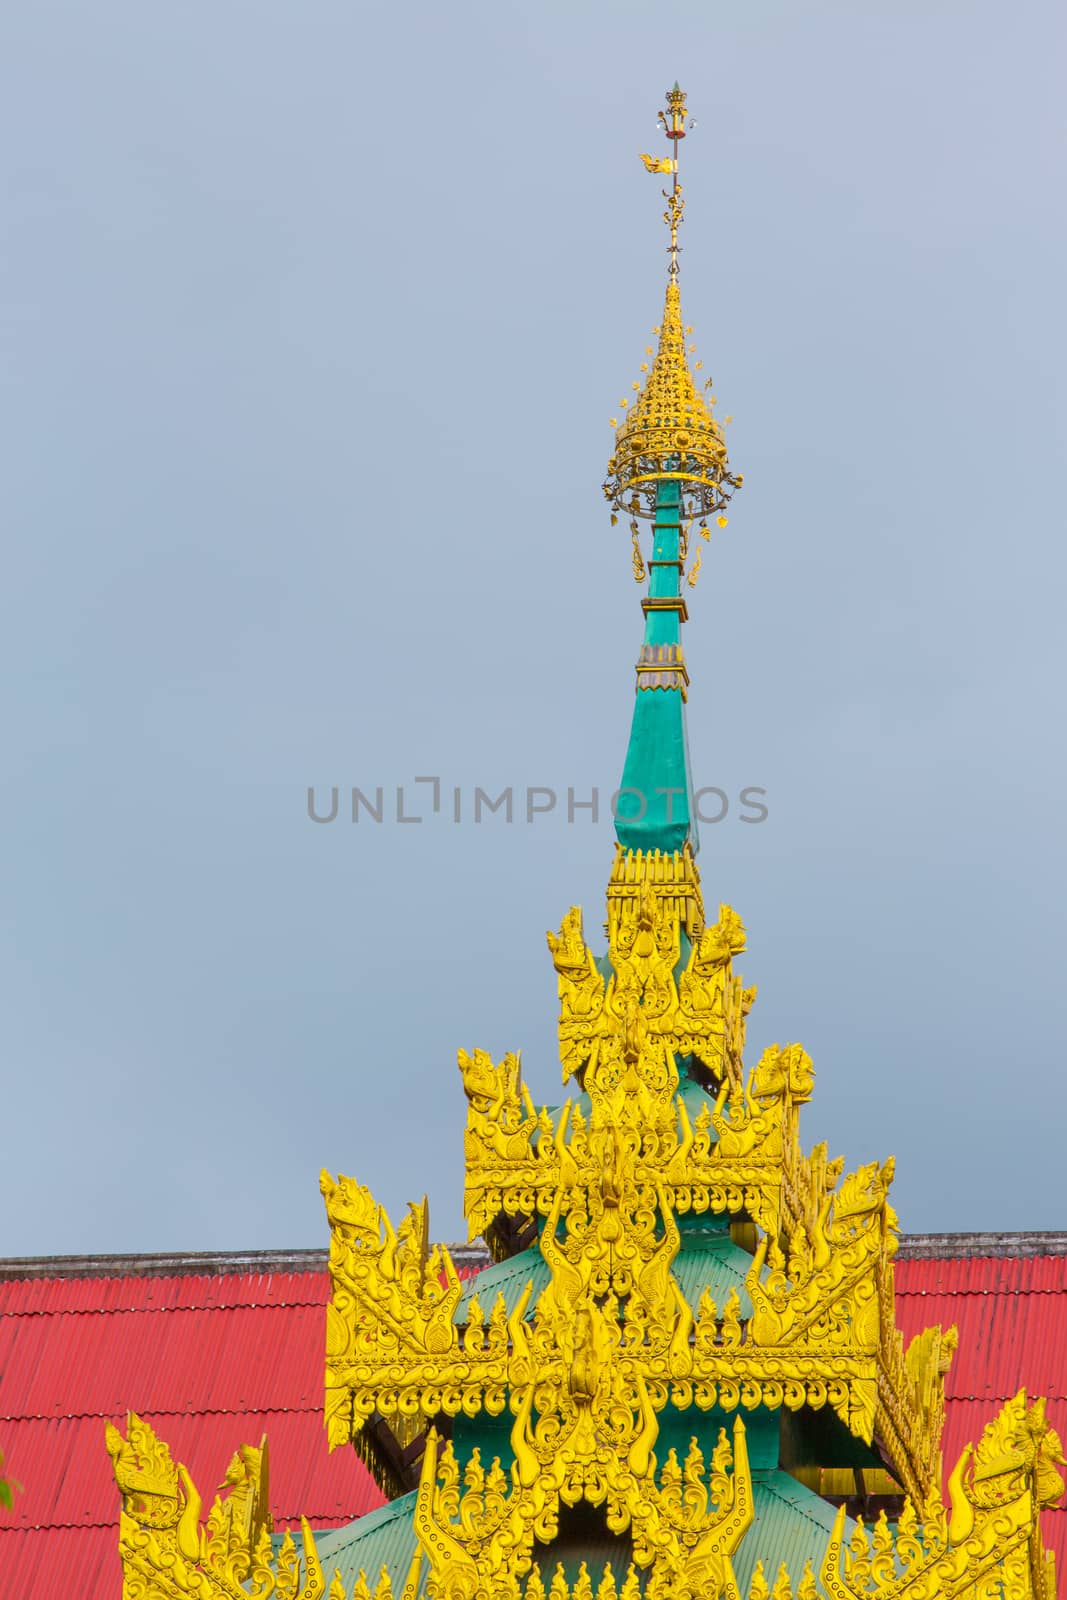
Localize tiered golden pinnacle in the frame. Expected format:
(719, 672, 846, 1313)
(106, 843, 1066, 1598)
(605, 280, 739, 526)
(604, 86, 741, 530)
(317, 856, 947, 1487)
(107, 845, 1066, 1596)
(105, 82, 1063, 1600)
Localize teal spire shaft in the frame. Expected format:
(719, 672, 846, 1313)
(615, 480, 697, 855)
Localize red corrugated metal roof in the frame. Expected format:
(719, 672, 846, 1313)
(895, 1253, 1067, 1400)
(0, 1268, 385, 1600)
(2, 1249, 1065, 1597)
(0, 1525, 118, 1600)
(895, 1252, 1067, 1571)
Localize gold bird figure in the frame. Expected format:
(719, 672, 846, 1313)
(639, 153, 675, 175)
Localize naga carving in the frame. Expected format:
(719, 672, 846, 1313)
(322, 1171, 465, 1455)
(107, 1413, 432, 1600)
(107, 1414, 322, 1599)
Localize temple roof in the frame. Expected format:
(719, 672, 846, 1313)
(3, 1237, 1065, 1599)
(283, 1473, 846, 1600)
(56, 84, 1066, 1600)
(455, 1218, 757, 1325)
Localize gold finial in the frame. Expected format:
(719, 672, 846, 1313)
(660, 82, 689, 280)
(605, 86, 740, 532)
(638, 83, 691, 280)
(604, 281, 738, 525)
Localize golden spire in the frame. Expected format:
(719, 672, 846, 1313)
(604, 84, 741, 536)
(649, 81, 687, 282)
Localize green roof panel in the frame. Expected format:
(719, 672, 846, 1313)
(291, 1471, 853, 1596)
(457, 1218, 754, 1326)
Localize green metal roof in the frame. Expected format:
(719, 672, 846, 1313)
(544, 1073, 717, 1130)
(672, 1217, 756, 1318)
(456, 1215, 753, 1326)
(735, 1471, 847, 1595)
(303, 1492, 425, 1597)
(287, 1470, 852, 1596)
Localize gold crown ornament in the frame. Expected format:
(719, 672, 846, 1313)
(604, 85, 741, 527)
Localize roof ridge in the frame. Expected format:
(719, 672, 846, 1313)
(0, 1249, 333, 1281)
(0, 1294, 327, 1317)
(896, 1232, 1067, 1259)
(4, 1232, 1067, 1282)
(0, 1286, 326, 1312)
(0, 1506, 363, 1535)
(0, 1244, 490, 1281)
(945, 1391, 1067, 1403)
(0, 1519, 121, 1534)
(898, 1285, 1067, 1296)
(0, 1403, 324, 1424)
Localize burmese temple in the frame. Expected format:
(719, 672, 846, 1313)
(103, 89, 1063, 1600)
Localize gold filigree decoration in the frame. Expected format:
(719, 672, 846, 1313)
(604, 280, 739, 528)
(411, 1153, 753, 1600)
(819, 1391, 1063, 1600)
(109, 79, 1062, 1600)
(107, 1413, 346, 1599)
(322, 1171, 464, 1462)
(322, 833, 967, 1513)
(107, 1396, 1063, 1600)
(465, 856, 818, 1257)
(313, 81, 1053, 1596)
(416, 1413, 752, 1600)
(604, 87, 741, 532)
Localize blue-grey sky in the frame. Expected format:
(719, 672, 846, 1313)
(2, 0, 1064, 1255)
